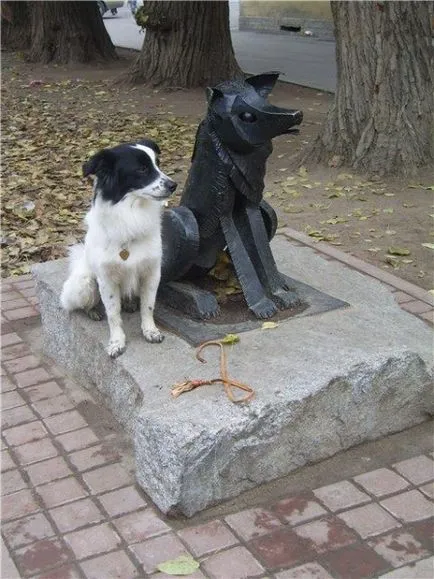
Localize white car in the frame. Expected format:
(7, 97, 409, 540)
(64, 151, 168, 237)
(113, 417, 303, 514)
(97, 1, 124, 17)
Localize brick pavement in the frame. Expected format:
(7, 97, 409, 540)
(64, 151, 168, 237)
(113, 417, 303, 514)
(1, 242, 433, 578)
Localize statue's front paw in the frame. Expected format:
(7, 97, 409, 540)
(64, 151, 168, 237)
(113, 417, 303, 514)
(272, 289, 300, 310)
(250, 297, 278, 319)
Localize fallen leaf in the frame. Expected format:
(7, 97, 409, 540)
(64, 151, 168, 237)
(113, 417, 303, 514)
(387, 247, 411, 256)
(157, 555, 200, 576)
(421, 243, 434, 250)
(261, 321, 279, 330)
(221, 334, 240, 345)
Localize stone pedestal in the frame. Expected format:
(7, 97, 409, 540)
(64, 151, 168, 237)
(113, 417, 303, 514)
(33, 236, 433, 516)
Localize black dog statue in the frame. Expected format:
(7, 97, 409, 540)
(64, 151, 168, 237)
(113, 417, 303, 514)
(160, 72, 303, 319)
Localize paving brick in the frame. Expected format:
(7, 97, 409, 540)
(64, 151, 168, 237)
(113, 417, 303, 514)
(202, 545, 264, 578)
(2, 291, 22, 302)
(14, 539, 70, 576)
(82, 463, 132, 494)
(406, 518, 434, 551)
(19, 286, 37, 298)
(69, 443, 120, 471)
(368, 530, 430, 568)
(15, 438, 58, 466)
(178, 520, 238, 557)
(26, 456, 72, 486)
(44, 410, 87, 435)
(14, 278, 35, 289)
(3, 420, 48, 446)
(98, 486, 147, 517)
(2, 341, 29, 360)
(392, 291, 414, 304)
(2, 404, 37, 428)
(2, 513, 55, 549)
(56, 427, 99, 452)
(80, 550, 139, 579)
(225, 507, 282, 540)
(33, 395, 75, 418)
(2, 390, 26, 409)
(1, 536, 21, 579)
(24, 381, 63, 402)
(420, 311, 434, 324)
(353, 467, 410, 497)
(37, 477, 88, 509)
(1, 449, 16, 472)
(154, 571, 206, 579)
(275, 562, 333, 579)
(419, 482, 434, 499)
(2, 298, 31, 310)
(337, 502, 400, 538)
(113, 509, 170, 544)
(1, 489, 40, 521)
(249, 527, 313, 569)
(292, 515, 358, 554)
(1, 469, 27, 495)
(393, 455, 434, 485)
(15, 367, 52, 388)
(272, 495, 327, 525)
(381, 490, 434, 522)
(313, 480, 371, 511)
(65, 523, 121, 559)
(34, 564, 83, 579)
(50, 498, 105, 533)
(400, 300, 432, 314)
(3, 306, 38, 321)
(1, 375, 16, 392)
(378, 556, 434, 578)
(321, 543, 389, 579)
(129, 533, 188, 574)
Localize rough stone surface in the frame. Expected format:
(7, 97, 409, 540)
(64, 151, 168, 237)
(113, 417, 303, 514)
(33, 236, 433, 516)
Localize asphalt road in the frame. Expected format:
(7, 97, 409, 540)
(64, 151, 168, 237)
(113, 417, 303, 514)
(103, 7, 337, 93)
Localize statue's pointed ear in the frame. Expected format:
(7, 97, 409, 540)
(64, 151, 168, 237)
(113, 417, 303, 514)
(245, 71, 281, 97)
(206, 87, 224, 105)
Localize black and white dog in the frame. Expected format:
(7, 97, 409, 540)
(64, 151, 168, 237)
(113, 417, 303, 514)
(60, 140, 177, 358)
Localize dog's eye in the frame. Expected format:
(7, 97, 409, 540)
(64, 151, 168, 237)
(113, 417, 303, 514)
(239, 112, 256, 123)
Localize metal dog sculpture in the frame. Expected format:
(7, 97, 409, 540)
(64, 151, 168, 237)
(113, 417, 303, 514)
(160, 72, 303, 319)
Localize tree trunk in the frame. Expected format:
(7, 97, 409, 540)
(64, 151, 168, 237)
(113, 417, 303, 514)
(307, 1, 433, 176)
(1, 1, 31, 51)
(29, 1, 117, 64)
(127, 0, 242, 88)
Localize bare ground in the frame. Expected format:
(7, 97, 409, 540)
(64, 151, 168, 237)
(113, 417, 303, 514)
(2, 49, 433, 289)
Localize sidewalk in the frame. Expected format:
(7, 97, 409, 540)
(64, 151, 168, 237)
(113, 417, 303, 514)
(1, 233, 433, 579)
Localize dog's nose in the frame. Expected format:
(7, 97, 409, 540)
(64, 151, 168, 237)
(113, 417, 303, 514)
(166, 179, 177, 193)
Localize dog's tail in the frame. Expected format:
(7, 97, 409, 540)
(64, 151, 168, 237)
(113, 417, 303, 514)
(60, 244, 99, 312)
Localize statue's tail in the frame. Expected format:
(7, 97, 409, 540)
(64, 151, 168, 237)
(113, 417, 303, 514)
(161, 207, 200, 283)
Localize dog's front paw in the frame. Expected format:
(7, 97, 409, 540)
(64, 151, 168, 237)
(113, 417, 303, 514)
(143, 328, 165, 344)
(250, 296, 278, 319)
(107, 338, 126, 358)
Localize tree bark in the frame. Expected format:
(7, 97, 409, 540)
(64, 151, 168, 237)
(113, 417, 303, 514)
(29, 1, 117, 64)
(126, 0, 243, 88)
(307, 1, 433, 176)
(1, 1, 31, 51)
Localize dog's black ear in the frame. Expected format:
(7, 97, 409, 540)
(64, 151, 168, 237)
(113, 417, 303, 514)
(245, 71, 281, 97)
(83, 150, 116, 177)
(137, 139, 161, 155)
(205, 87, 224, 105)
